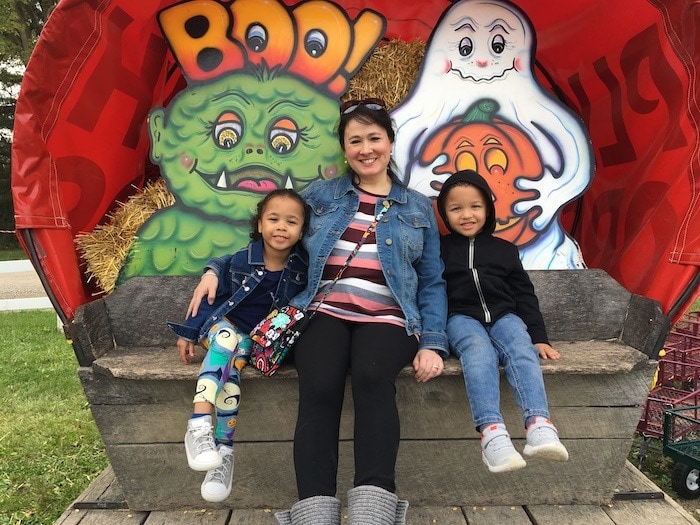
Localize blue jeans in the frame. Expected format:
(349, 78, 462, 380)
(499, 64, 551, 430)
(446, 313, 550, 430)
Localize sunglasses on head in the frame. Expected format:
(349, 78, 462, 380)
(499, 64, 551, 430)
(340, 97, 387, 115)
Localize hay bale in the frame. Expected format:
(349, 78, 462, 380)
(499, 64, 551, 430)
(344, 39, 425, 109)
(77, 39, 425, 293)
(75, 179, 174, 293)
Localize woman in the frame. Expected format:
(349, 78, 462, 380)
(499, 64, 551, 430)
(276, 98, 447, 525)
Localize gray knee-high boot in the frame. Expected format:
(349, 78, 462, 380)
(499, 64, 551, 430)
(275, 495, 341, 525)
(347, 485, 409, 525)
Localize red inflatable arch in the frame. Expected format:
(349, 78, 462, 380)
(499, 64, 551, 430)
(11, 0, 700, 326)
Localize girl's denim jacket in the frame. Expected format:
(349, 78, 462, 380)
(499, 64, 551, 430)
(290, 175, 448, 356)
(168, 239, 308, 343)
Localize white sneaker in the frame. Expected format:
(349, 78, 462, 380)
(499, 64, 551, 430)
(201, 444, 234, 502)
(481, 423, 526, 473)
(184, 416, 222, 471)
(523, 417, 569, 461)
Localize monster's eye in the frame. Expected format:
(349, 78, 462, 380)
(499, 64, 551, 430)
(214, 112, 243, 150)
(246, 23, 267, 53)
(269, 118, 299, 154)
(304, 30, 327, 58)
(459, 37, 473, 57)
(491, 34, 506, 54)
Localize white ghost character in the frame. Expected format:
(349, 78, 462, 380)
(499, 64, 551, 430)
(391, 0, 593, 269)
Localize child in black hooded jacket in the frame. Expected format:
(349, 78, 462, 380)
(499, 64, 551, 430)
(437, 169, 569, 473)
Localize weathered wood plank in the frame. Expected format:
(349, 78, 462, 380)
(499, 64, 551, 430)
(53, 508, 86, 525)
(527, 269, 632, 341)
(99, 271, 655, 348)
(462, 505, 531, 524)
(621, 294, 670, 358)
(72, 467, 127, 510)
(541, 366, 655, 406)
(404, 506, 468, 524)
(144, 509, 230, 524)
(89, 402, 644, 444)
(228, 509, 282, 524)
(88, 341, 650, 382)
(70, 509, 148, 525)
(603, 499, 697, 525)
(106, 276, 198, 347)
(526, 505, 614, 524)
(103, 438, 633, 510)
(71, 466, 116, 505)
(80, 353, 654, 412)
(398, 439, 632, 507)
(615, 460, 664, 498)
(70, 298, 113, 365)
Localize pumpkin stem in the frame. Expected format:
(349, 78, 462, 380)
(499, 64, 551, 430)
(462, 98, 500, 123)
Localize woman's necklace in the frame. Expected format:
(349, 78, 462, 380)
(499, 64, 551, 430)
(356, 177, 391, 196)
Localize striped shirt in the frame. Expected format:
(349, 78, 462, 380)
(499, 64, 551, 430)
(310, 189, 405, 328)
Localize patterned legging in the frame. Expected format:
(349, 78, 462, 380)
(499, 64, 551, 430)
(194, 319, 253, 443)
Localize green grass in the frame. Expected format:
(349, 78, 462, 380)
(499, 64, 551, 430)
(0, 249, 27, 261)
(0, 310, 108, 525)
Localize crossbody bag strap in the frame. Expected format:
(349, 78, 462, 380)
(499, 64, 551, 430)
(310, 199, 391, 315)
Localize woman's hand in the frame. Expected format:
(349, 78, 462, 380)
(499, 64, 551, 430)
(177, 337, 196, 364)
(413, 348, 444, 382)
(187, 272, 218, 318)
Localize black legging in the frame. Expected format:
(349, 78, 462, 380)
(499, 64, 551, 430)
(293, 312, 418, 499)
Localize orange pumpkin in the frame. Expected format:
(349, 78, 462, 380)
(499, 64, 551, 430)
(420, 98, 543, 247)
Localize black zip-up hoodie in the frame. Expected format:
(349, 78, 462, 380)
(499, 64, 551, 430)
(436, 170, 548, 344)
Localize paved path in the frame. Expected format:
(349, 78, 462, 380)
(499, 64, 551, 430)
(0, 259, 52, 310)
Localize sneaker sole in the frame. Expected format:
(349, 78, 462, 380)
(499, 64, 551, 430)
(482, 451, 527, 473)
(185, 449, 223, 471)
(201, 487, 232, 502)
(201, 483, 232, 502)
(523, 443, 569, 461)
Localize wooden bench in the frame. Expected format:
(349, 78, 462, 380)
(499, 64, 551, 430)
(70, 269, 667, 511)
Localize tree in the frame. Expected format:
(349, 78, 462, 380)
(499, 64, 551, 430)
(0, 0, 57, 250)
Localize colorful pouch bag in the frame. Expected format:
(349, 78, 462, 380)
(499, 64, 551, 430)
(249, 305, 308, 376)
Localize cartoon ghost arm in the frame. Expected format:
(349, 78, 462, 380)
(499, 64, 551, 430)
(514, 103, 593, 231)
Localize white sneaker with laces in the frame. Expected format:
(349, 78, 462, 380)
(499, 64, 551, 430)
(481, 423, 526, 473)
(523, 417, 569, 461)
(201, 444, 234, 502)
(184, 415, 222, 471)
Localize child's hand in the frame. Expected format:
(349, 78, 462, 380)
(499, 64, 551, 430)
(177, 338, 196, 364)
(536, 342, 560, 360)
(413, 348, 444, 382)
(187, 271, 218, 318)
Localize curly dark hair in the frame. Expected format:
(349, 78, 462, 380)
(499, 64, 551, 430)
(249, 189, 310, 241)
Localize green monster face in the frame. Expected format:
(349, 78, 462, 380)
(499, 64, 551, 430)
(149, 68, 343, 220)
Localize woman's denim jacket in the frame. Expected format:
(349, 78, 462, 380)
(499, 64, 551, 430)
(290, 175, 448, 356)
(168, 239, 308, 343)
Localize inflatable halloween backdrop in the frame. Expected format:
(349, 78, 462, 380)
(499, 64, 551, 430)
(11, 0, 700, 327)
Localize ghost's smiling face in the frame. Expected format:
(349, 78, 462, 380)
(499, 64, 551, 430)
(431, 1, 530, 83)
